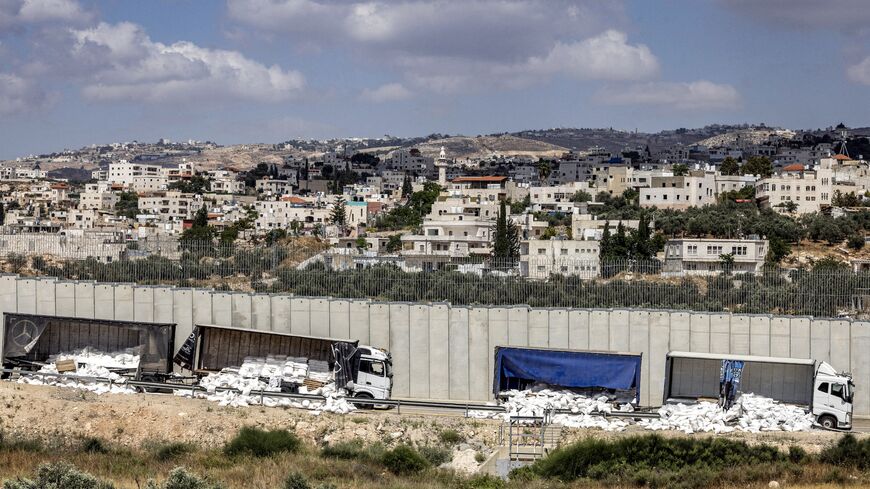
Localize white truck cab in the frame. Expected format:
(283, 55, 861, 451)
(813, 362, 854, 430)
(350, 345, 392, 403)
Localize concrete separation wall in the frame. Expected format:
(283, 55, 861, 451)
(1, 274, 869, 415)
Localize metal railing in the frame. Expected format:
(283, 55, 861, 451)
(2, 236, 870, 318)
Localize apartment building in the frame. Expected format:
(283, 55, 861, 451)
(520, 239, 601, 279)
(254, 199, 330, 231)
(208, 170, 246, 194)
(108, 161, 163, 187)
(78, 183, 118, 211)
(640, 171, 716, 210)
(528, 182, 589, 212)
(256, 178, 293, 197)
(385, 148, 433, 175)
(131, 175, 169, 193)
(663, 238, 768, 276)
(714, 174, 757, 195)
(138, 191, 204, 222)
(755, 160, 835, 214)
(400, 196, 499, 260)
(571, 214, 640, 241)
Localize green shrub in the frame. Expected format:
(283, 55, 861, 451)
(438, 429, 463, 445)
(465, 474, 505, 489)
(474, 452, 486, 463)
(283, 472, 310, 489)
(788, 445, 807, 464)
(381, 445, 428, 475)
(82, 437, 109, 454)
(418, 445, 451, 467)
(145, 467, 222, 489)
(820, 434, 870, 469)
(531, 434, 784, 482)
(321, 440, 366, 460)
(153, 442, 194, 462)
(224, 427, 300, 458)
(3, 462, 114, 489)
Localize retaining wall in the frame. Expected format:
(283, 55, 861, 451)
(0, 275, 868, 415)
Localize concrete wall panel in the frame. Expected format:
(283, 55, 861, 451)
(790, 318, 811, 359)
(428, 304, 450, 400)
(589, 310, 610, 350)
(629, 311, 651, 406)
(192, 290, 212, 326)
(211, 293, 232, 327)
(348, 300, 370, 343)
(133, 287, 154, 323)
(730, 315, 750, 354)
(251, 295, 272, 331)
(55, 282, 76, 317)
(172, 289, 194, 353)
(328, 300, 350, 339)
(16, 278, 37, 315)
(153, 287, 174, 324)
(527, 309, 549, 347)
(689, 313, 710, 353)
(230, 293, 252, 329)
(271, 296, 292, 334)
(368, 303, 390, 350)
(507, 307, 528, 346)
(549, 310, 569, 348)
(850, 322, 870, 418)
(389, 304, 411, 397)
(830, 320, 851, 373)
(486, 307, 508, 400)
(669, 312, 691, 352)
(710, 314, 730, 354)
(648, 311, 671, 406)
(568, 310, 589, 350)
(468, 307, 490, 401)
(448, 307, 470, 400)
(408, 304, 430, 399)
(309, 299, 330, 338)
(770, 317, 790, 358)
(35, 279, 56, 316)
(113, 285, 134, 321)
(74, 282, 95, 319)
(93, 284, 114, 320)
(609, 310, 630, 352)
(810, 319, 832, 364)
(749, 316, 771, 356)
(290, 298, 311, 335)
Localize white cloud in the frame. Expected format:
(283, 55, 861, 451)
(0, 0, 91, 28)
(598, 80, 741, 110)
(0, 73, 49, 114)
(226, 0, 644, 93)
(361, 83, 413, 103)
(64, 22, 305, 103)
(847, 57, 870, 85)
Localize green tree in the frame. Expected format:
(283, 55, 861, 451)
(537, 160, 552, 183)
(510, 194, 531, 214)
(672, 163, 689, 176)
(572, 190, 593, 203)
(600, 221, 612, 257)
(719, 253, 735, 275)
(719, 157, 740, 176)
(290, 220, 302, 237)
(776, 200, 798, 213)
(402, 174, 413, 198)
(491, 199, 519, 265)
(0, 202, 5, 225)
(115, 192, 139, 219)
(330, 198, 347, 230)
(741, 156, 773, 177)
(180, 205, 214, 248)
(633, 211, 653, 260)
(386, 234, 402, 253)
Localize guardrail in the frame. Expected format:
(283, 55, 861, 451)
(2, 369, 660, 419)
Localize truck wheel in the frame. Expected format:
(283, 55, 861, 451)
(819, 415, 837, 429)
(353, 392, 374, 410)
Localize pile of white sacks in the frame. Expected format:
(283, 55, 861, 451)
(174, 356, 357, 415)
(470, 384, 815, 434)
(640, 394, 815, 434)
(16, 347, 140, 395)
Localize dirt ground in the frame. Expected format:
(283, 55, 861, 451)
(0, 382, 861, 455)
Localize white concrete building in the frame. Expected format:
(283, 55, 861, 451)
(521, 239, 601, 279)
(663, 238, 768, 276)
(254, 198, 330, 231)
(78, 183, 119, 211)
(640, 171, 716, 210)
(138, 191, 204, 222)
(400, 196, 499, 258)
(755, 160, 835, 214)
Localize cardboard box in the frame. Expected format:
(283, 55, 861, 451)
(55, 359, 77, 373)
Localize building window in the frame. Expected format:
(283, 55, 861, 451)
(706, 245, 722, 255)
(732, 246, 747, 256)
(687, 245, 697, 255)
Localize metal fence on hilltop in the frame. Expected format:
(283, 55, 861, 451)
(1, 235, 870, 319)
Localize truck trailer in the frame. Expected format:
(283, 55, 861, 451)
(2, 313, 176, 382)
(665, 351, 854, 429)
(493, 346, 643, 404)
(173, 324, 392, 402)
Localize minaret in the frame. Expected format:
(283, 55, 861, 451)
(436, 146, 448, 186)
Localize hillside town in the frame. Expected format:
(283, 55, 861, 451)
(1, 124, 870, 281)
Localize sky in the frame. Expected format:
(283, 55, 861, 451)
(0, 0, 869, 159)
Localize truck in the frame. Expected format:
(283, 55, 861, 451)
(664, 351, 854, 430)
(493, 346, 643, 404)
(173, 324, 392, 403)
(1, 313, 176, 382)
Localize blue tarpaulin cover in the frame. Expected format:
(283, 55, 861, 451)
(493, 347, 642, 401)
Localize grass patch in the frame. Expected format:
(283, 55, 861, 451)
(438, 429, 463, 445)
(381, 445, 429, 475)
(82, 437, 110, 454)
(151, 442, 195, 462)
(819, 434, 870, 469)
(224, 427, 301, 458)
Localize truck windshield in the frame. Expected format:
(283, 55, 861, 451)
(832, 383, 852, 403)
